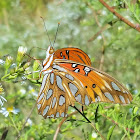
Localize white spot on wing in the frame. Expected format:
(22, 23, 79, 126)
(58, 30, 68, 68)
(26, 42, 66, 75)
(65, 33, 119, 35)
(72, 63, 77, 68)
(74, 68, 80, 73)
(59, 95, 65, 106)
(56, 76, 65, 91)
(111, 82, 121, 91)
(43, 106, 49, 116)
(104, 92, 114, 102)
(52, 97, 56, 108)
(119, 95, 125, 103)
(50, 73, 54, 84)
(37, 93, 44, 103)
(85, 95, 90, 105)
(84, 67, 91, 76)
(46, 89, 53, 100)
(69, 83, 78, 96)
(65, 74, 74, 81)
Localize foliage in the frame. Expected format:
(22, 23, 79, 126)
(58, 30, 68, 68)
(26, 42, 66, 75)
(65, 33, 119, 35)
(0, 0, 140, 140)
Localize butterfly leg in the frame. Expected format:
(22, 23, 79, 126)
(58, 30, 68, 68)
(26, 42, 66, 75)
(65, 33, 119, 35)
(71, 105, 91, 123)
(82, 105, 86, 117)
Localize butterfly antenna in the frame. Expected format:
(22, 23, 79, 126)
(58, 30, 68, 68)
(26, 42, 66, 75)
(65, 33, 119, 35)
(53, 22, 60, 47)
(40, 16, 52, 46)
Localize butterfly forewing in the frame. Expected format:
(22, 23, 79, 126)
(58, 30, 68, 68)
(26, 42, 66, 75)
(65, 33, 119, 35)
(54, 48, 91, 65)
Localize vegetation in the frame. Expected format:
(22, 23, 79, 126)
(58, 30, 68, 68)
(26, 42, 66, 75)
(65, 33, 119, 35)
(0, 0, 140, 140)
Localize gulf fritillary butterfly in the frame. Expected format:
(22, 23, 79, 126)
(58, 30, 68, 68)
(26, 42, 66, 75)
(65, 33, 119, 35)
(37, 46, 133, 118)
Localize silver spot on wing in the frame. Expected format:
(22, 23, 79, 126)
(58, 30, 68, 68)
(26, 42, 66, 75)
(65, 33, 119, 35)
(119, 95, 125, 103)
(37, 104, 41, 110)
(85, 95, 90, 105)
(75, 94, 82, 103)
(59, 95, 65, 106)
(56, 76, 65, 91)
(50, 114, 54, 118)
(56, 112, 59, 117)
(50, 73, 54, 84)
(52, 97, 56, 108)
(53, 65, 67, 72)
(61, 112, 64, 117)
(46, 89, 53, 100)
(111, 82, 121, 91)
(39, 74, 48, 95)
(104, 92, 115, 102)
(69, 83, 78, 96)
(37, 93, 44, 103)
(43, 106, 49, 116)
(65, 74, 74, 81)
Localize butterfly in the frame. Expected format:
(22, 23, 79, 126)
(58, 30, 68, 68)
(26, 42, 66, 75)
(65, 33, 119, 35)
(37, 46, 133, 118)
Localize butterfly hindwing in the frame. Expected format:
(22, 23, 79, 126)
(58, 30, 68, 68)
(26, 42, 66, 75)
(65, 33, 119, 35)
(53, 59, 132, 105)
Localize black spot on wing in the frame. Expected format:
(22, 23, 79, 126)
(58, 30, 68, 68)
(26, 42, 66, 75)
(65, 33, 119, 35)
(66, 50, 69, 59)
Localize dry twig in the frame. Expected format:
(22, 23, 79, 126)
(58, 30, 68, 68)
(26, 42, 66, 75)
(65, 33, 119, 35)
(15, 103, 36, 140)
(99, 0, 140, 32)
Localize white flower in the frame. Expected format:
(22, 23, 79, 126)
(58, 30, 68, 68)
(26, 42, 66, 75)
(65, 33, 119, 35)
(0, 107, 20, 117)
(92, 132, 97, 138)
(0, 95, 7, 107)
(18, 46, 27, 55)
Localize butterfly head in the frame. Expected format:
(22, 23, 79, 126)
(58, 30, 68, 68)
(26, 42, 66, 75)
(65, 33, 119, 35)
(42, 46, 54, 71)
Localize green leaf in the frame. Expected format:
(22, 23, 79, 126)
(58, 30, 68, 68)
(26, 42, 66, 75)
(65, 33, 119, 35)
(107, 125, 116, 140)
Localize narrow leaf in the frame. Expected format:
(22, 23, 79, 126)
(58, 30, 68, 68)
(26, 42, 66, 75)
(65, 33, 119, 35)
(107, 125, 116, 140)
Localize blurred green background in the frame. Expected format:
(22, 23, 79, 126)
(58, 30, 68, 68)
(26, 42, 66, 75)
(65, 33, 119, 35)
(0, 0, 140, 140)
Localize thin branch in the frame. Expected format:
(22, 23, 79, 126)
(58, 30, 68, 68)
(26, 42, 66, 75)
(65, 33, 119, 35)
(88, 24, 110, 42)
(99, 0, 140, 32)
(16, 103, 36, 140)
(101, 114, 135, 133)
(53, 111, 78, 140)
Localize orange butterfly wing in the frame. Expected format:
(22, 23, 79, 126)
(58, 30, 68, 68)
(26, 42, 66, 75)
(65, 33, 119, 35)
(53, 59, 132, 105)
(54, 48, 91, 65)
(37, 59, 132, 118)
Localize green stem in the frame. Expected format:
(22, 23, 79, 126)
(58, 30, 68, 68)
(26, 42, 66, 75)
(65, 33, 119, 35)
(9, 113, 19, 134)
(1, 73, 10, 80)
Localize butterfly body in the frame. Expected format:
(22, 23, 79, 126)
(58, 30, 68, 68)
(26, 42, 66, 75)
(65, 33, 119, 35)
(37, 46, 132, 118)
